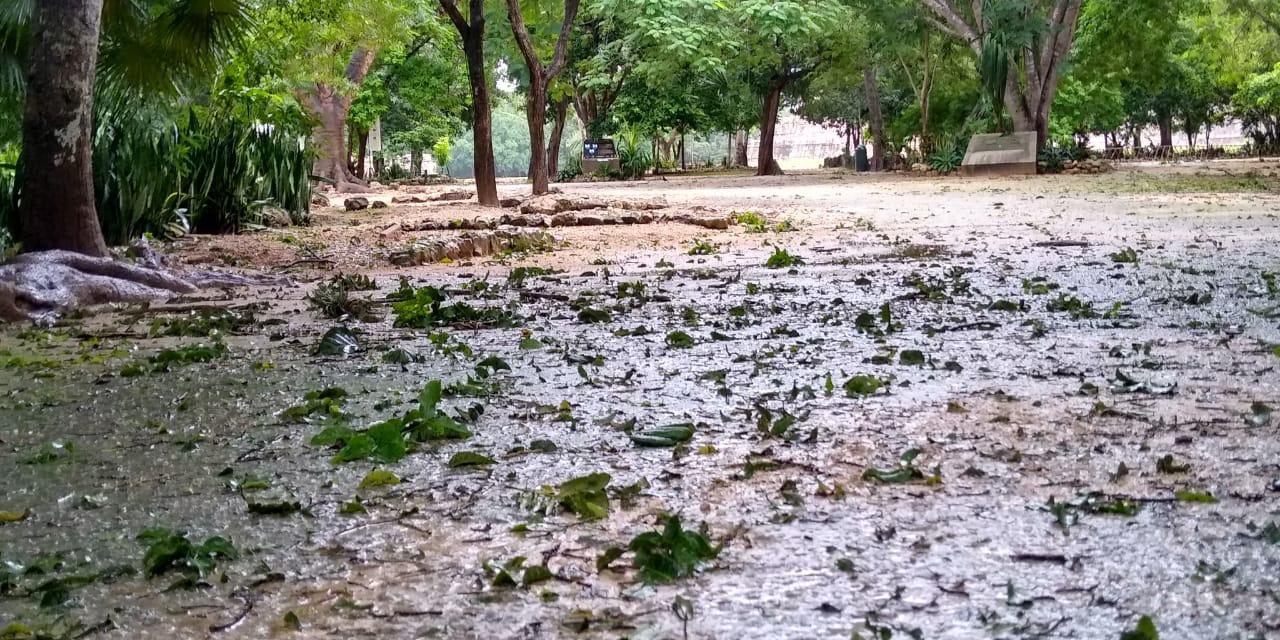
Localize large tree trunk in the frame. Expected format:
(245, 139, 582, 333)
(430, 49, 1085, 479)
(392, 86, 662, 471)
(410, 147, 423, 176)
(18, 0, 109, 256)
(757, 82, 786, 176)
(303, 48, 375, 193)
(547, 98, 569, 180)
(864, 66, 887, 171)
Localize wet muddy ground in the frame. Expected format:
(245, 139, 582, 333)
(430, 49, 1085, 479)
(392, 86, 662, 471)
(2, 165, 1279, 639)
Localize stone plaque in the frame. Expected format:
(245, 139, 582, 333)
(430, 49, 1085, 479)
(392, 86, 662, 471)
(961, 132, 1037, 177)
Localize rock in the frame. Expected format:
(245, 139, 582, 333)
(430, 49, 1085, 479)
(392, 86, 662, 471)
(499, 197, 523, 208)
(576, 214, 612, 226)
(310, 194, 331, 207)
(823, 155, 845, 169)
(911, 163, 929, 173)
(430, 190, 473, 202)
(610, 198, 667, 211)
(520, 195, 608, 215)
(549, 213, 578, 227)
(392, 195, 428, 204)
(377, 223, 402, 241)
(344, 197, 370, 211)
(261, 206, 292, 228)
(369, 181, 384, 189)
(371, 200, 389, 209)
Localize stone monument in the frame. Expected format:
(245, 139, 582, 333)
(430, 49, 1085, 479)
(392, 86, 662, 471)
(961, 132, 1037, 177)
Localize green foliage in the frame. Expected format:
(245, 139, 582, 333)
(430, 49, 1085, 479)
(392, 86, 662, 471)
(765, 247, 804, 269)
(556, 473, 612, 520)
(630, 424, 696, 447)
(617, 127, 651, 179)
(137, 528, 237, 582)
(620, 515, 720, 584)
(392, 286, 518, 329)
(862, 448, 940, 485)
(1119, 616, 1159, 640)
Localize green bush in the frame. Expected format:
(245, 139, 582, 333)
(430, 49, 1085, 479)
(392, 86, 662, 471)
(618, 127, 651, 179)
(89, 101, 313, 243)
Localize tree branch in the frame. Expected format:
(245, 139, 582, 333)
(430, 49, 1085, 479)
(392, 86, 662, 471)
(438, 0, 470, 37)
(546, 0, 582, 80)
(504, 0, 544, 79)
(917, 0, 981, 53)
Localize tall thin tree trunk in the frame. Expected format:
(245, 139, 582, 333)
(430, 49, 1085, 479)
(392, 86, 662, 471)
(757, 82, 786, 176)
(547, 98, 569, 180)
(410, 148, 423, 176)
(524, 84, 550, 193)
(864, 66, 886, 172)
(356, 130, 369, 180)
(18, 0, 109, 256)
(464, 38, 499, 206)
(734, 130, 749, 167)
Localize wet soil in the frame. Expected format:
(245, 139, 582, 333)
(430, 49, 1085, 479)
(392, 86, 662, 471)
(1, 165, 1278, 640)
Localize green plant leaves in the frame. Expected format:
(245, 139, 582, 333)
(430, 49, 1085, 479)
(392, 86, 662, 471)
(630, 424, 696, 447)
(844, 375, 882, 397)
(623, 516, 720, 584)
(765, 247, 804, 269)
(358, 469, 401, 490)
(1119, 616, 1159, 640)
(448, 451, 496, 468)
(556, 473, 611, 520)
(137, 528, 237, 582)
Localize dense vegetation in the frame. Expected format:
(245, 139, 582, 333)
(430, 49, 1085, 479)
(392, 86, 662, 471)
(5, 0, 1280, 252)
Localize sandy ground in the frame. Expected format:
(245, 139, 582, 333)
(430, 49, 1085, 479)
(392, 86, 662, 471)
(1, 163, 1278, 640)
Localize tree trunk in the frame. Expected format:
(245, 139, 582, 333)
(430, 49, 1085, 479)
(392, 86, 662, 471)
(679, 133, 686, 171)
(410, 148, 423, 176)
(463, 36, 499, 206)
(547, 97, 569, 180)
(864, 66, 886, 171)
(734, 130, 749, 167)
(303, 48, 375, 193)
(523, 83, 550, 193)
(440, 0, 501, 206)
(18, 0, 109, 256)
(757, 82, 786, 176)
(356, 130, 369, 180)
(1159, 117, 1173, 150)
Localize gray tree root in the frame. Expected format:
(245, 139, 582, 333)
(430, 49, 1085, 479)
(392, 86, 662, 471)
(0, 248, 283, 323)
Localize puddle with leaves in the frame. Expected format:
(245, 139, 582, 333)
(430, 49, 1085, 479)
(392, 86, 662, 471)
(2, 172, 1279, 639)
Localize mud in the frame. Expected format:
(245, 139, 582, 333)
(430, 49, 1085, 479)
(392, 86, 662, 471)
(1, 164, 1278, 640)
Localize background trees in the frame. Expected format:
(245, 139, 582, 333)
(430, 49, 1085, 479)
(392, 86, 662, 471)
(11, 0, 1280, 256)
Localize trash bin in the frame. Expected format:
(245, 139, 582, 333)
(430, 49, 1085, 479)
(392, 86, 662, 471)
(855, 146, 870, 172)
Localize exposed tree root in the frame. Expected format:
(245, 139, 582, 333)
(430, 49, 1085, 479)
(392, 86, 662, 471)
(0, 247, 284, 323)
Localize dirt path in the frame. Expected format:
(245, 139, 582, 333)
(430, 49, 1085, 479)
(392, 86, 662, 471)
(1, 166, 1278, 639)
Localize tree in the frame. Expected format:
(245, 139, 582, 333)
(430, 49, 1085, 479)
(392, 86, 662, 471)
(505, 0, 581, 195)
(18, 0, 108, 255)
(733, 1, 852, 176)
(9, 0, 249, 255)
(439, 0, 500, 207)
(250, 0, 416, 192)
(919, 0, 1084, 151)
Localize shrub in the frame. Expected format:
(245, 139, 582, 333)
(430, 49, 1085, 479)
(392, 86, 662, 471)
(618, 127, 651, 179)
